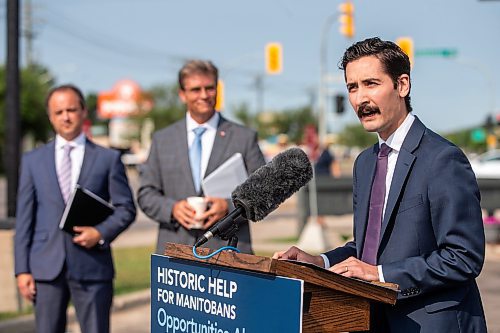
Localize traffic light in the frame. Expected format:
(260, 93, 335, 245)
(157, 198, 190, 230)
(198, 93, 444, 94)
(338, 1, 355, 39)
(334, 94, 346, 114)
(396, 37, 414, 68)
(265, 42, 283, 75)
(215, 79, 224, 111)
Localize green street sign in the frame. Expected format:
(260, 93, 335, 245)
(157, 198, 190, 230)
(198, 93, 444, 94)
(471, 128, 486, 143)
(415, 48, 458, 58)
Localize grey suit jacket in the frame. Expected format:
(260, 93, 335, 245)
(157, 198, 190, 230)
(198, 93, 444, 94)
(14, 139, 136, 281)
(324, 117, 486, 332)
(137, 115, 265, 254)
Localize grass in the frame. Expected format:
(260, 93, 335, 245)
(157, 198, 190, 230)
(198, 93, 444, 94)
(0, 245, 154, 321)
(266, 236, 300, 243)
(255, 251, 274, 258)
(113, 245, 154, 295)
(0, 307, 33, 321)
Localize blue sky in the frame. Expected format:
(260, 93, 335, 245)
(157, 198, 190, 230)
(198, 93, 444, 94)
(1, 0, 499, 133)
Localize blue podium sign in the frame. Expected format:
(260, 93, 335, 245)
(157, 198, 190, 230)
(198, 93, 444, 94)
(151, 254, 303, 333)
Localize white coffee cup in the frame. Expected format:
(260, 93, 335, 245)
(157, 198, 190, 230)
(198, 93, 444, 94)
(186, 196, 207, 229)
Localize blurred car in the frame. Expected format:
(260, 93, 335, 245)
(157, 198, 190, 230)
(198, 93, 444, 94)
(469, 150, 500, 179)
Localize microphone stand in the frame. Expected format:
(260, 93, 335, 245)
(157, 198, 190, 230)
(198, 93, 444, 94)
(194, 206, 244, 248)
(218, 222, 239, 249)
(227, 235, 239, 250)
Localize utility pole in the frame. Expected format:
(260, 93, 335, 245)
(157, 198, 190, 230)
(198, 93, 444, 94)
(254, 74, 264, 115)
(318, 14, 337, 145)
(6, 0, 21, 221)
(23, 0, 35, 66)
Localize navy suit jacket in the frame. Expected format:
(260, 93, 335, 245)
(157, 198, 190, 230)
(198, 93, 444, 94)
(324, 117, 486, 332)
(15, 139, 136, 281)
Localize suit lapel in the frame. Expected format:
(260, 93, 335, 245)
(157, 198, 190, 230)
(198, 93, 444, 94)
(205, 116, 231, 177)
(174, 118, 196, 191)
(43, 140, 66, 205)
(77, 139, 97, 187)
(356, 144, 378, 256)
(379, 117, 425, 246)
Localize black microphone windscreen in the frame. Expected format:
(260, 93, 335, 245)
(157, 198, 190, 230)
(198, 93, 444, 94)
(231, 147, 313, 221)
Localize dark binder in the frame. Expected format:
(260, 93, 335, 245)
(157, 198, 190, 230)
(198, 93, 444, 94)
(59, 185, 115, 234)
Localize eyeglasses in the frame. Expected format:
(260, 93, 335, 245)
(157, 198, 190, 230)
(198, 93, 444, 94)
(184, 85, 217, 96)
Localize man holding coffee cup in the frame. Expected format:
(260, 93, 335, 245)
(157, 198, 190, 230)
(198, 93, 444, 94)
(138, 60, 265, 254)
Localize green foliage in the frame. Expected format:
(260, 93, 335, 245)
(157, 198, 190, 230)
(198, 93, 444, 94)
(272, 106, 317, 143)
(137, 84, 185, 131)
(232, 104, 317, 144)
(0, 64, 54, 142)
(443, 128, 487, 152)
(232, 103, 254, 128)
(337, 123, 377, 148)
(19, 65, 55, 142)
(85, 92, 103, 124)
(0, 64, 55, 173)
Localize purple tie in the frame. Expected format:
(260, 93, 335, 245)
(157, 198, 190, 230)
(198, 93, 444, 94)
(361, 143, 392, 265)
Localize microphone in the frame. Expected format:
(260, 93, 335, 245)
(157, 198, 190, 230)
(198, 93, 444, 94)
(194, 147, 313, 248)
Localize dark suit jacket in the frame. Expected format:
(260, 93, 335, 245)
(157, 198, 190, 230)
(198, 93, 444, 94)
(324, 117, 486, 332)
(14, 139, 136, 281)
(137, 115, 265, 254)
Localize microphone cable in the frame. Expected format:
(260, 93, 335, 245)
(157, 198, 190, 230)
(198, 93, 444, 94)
(192, 245, 241, 260)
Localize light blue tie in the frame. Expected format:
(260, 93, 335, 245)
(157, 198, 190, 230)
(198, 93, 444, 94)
(189, 127, 207, 193)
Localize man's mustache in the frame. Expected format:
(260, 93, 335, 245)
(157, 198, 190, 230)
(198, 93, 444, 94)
(357, 104, 380, 118)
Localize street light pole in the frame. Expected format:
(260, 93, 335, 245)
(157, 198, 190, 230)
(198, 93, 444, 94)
(455, 57, 496, 119)
(318, 14, 337, 145)
(6, 0, 21, 221)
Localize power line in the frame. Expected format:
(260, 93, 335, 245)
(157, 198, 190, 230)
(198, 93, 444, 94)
(28, 4, 189, 69)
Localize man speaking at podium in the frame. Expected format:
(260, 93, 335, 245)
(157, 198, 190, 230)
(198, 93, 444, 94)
(15, 84, 136, 333)
(274, 38, 487, 332)
(138, 60, 265, 254)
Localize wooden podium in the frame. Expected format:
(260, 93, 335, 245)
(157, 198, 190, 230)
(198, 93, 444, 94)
(165, 243, 398, 333)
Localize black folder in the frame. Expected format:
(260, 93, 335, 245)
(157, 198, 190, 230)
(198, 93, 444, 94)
(59, 185, 115, 234)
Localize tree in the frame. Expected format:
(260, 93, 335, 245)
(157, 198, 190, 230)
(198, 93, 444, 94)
(444, 128, 486, 152)
(19, 65, 55, 142)
(85, 92, 99, 123)
(273, 106, 317, 143)
(233, 105, 317, 143)
(0, 64, 55, 173)
(232, 102, 254, 128)
(133, 84, 185, 132)
(337, 123, 377, 148)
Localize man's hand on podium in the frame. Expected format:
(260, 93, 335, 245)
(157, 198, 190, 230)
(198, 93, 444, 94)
(329, 256, 380, 282)
(272, 246, 326, 268)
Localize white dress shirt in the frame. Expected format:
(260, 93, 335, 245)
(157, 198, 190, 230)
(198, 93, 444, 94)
(379, 112, 415, 218)
(186, 112, 219, 180)
(375, 112, 415, 281)
(55, 132, 86, 192)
